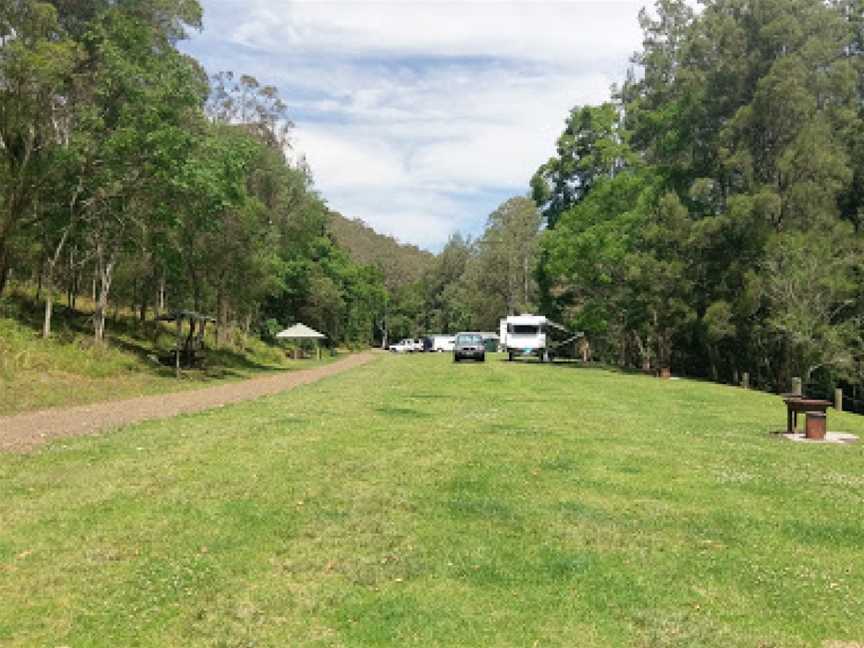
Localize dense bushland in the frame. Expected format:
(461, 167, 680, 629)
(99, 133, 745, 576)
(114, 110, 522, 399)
(532, 0, 864, 395)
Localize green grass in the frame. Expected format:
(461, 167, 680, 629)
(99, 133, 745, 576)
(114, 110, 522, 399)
(2, 353, 864, 646)
(0, 292, 336, 415)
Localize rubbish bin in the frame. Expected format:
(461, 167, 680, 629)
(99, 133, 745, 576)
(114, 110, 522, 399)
(805, 411, 827, 440)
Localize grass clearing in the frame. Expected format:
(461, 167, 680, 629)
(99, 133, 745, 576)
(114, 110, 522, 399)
(2, 353, 864, 646)
(0, 292, 335, 415)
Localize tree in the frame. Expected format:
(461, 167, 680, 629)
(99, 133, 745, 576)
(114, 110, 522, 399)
(0, 1, 77, 294)
(71, 3, 204, 343)
(757, 227, 861, 384)
(531, 103, 632, 227)
(465, 197, 542, 327)
(206, 71, 292, 152)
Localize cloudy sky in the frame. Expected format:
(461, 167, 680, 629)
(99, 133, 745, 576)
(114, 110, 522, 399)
(180, 1, 648, 250)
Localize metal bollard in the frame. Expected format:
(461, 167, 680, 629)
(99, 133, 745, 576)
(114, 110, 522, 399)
(791, 377, 802, 396)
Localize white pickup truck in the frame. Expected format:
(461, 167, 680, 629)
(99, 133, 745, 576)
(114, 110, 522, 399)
(388, 338, 424, 353)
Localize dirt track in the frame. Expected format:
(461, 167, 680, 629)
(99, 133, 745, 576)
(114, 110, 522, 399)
(0, 352, 376, 453)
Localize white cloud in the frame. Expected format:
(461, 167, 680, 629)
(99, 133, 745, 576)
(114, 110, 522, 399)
(230, 1, 645, 66)
(184, 1, 649, 249)
(324, 187, 475, 249)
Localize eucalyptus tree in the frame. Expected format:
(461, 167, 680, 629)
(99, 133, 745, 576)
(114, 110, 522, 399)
(466, 196, 542, 326)
(0, 1, 77, 295)
(206, 71, 293, 152)
(70, 1, 205, 343)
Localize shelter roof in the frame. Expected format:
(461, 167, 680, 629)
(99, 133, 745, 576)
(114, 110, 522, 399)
(276, 323, 327, 340)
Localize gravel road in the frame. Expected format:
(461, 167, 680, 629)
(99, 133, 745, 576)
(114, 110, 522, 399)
(0, 352, 376, 453)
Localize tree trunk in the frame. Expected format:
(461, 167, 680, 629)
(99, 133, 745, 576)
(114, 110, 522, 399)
(41, 225, 74, 338)
(242, 313, 252, 349)
(216, 291, 229, 348)
(139, 278, 148, 323)
(155, 274, 165, 317)
(42, 275, 54, 339)
(633, 332, 651, 371)
(36, 264, 43, 302)
(67, 247, 77, 309)
(0, 256, 9, 297)
(93, 244, 115, 345)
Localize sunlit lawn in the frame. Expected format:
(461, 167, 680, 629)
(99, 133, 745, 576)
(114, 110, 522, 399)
(2, 353, 864, 646)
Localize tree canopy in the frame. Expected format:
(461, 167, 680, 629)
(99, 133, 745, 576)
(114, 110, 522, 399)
(536, 0, 864, 391)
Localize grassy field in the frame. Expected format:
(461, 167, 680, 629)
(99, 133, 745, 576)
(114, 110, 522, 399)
(0, 292, 335, 416)
(2, 353, 864, 646)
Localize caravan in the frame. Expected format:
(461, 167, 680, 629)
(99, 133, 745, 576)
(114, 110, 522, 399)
(425, 334, 456, 352)
(499, 314, 577, 362)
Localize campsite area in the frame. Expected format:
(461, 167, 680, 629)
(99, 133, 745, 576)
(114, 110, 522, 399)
(2, 353, 863, 647)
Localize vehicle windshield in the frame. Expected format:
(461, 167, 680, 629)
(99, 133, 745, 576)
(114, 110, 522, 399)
(456, 334, 483, 344)
(509, 324, 539, 335)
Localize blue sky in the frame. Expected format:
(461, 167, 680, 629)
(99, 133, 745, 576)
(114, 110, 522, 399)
(180, 1, 648, 251)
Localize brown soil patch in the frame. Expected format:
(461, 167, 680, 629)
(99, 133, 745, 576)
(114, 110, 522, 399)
(0, 352, 376, 453)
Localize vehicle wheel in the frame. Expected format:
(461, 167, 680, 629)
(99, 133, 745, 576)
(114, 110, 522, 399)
(479, 354, 485, 362)
(507, 352, 514, 362)
(453, 355, 460, 363)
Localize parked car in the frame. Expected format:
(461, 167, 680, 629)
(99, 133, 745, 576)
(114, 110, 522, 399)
(388, 339, 414, 353)
(453, 332, 486, 362)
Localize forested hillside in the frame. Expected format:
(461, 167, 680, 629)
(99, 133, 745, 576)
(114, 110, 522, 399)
(327, 213, 434, 288)
(532, 0, 864, 397)
(0, 1, 389, 347)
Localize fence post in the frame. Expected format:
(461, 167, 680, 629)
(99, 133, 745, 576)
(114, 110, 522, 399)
(792, 377, 802, 396)
(741, 372, 749, 389)
(835, 388, 843, 412)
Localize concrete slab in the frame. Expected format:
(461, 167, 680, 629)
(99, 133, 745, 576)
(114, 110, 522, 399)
(782, 431, 859, 445)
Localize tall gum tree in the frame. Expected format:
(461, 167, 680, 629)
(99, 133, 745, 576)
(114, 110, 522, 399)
(72, 2, 204, 343)
(0, 1, 77, 295)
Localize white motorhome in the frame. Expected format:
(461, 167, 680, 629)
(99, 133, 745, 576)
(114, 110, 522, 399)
(499, 314, 572, 362)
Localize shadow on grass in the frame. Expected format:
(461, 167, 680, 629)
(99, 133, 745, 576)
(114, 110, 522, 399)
(375, 406, 432, 419)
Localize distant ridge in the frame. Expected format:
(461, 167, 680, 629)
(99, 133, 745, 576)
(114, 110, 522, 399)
(328, 212, 434, 288)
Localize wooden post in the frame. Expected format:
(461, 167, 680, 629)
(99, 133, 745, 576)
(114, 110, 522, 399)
(741, 372, 749, 389)
(835, 388, 843, 411)
(791, 377, 802, 396)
